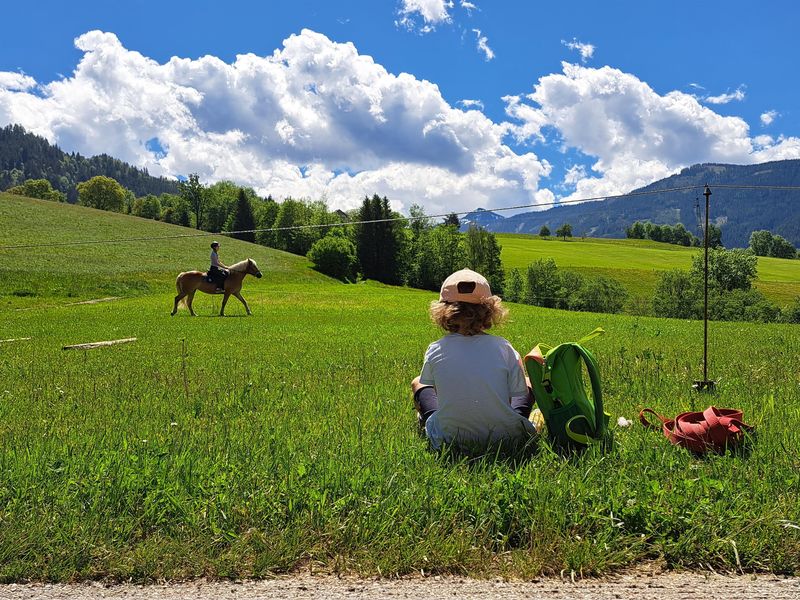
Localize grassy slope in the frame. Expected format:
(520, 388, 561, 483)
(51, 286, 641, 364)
(1, 195, 799, 580)
(497, 234, 800, 305)
(0, 193, 335, 307)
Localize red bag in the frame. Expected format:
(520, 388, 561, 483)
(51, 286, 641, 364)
(639, 406, 754, 454)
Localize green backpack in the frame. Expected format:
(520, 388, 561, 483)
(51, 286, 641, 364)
(523, 328, 611, 451)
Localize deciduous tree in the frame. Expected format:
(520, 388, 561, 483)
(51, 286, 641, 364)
(76, 176, 127, 212)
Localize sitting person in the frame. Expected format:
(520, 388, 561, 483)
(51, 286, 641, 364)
(411, 269, 538, 453)
(208, 241, 229, 291)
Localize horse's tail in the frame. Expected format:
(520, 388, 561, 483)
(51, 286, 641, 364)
(176, 273, 187, 307)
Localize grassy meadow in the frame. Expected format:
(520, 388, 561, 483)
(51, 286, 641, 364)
(1, 195, 799, 581)
(497, 233, 800, 307)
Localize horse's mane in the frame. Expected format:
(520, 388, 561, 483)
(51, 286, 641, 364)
(228, 258, 251, 272)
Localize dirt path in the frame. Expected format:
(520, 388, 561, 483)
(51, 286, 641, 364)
(1, 573, 797, 600)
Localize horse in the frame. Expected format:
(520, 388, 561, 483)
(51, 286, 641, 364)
(172, 258, 262, 316)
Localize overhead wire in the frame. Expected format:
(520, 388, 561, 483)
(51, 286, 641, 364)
(1, 182, 798, 250)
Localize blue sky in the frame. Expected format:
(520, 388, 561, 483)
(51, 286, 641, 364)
(2, 0, 799, 214)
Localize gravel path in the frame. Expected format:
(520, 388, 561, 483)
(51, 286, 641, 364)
(1, 572, 798, 600)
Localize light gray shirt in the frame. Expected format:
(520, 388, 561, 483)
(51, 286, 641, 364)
(210, 250, 220, 268)
(419, 333, 533, 450)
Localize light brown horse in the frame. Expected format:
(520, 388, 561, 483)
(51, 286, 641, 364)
(172, 258, 262, 316)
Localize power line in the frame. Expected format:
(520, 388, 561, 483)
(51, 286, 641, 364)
(0, 183, 794, 251)
(705, 183, 800, 191)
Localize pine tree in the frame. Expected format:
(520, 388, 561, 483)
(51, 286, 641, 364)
(231, 188, 256, 242)
(355, 194, 405, 284)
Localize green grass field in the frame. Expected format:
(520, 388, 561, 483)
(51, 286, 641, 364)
(1, 195, 799, 581)
(497, 234, 800, 306)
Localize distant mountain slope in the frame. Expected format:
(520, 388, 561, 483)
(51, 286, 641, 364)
(485, 160, 800, 248)
(461, 208, 504, 229)
(0, 124, 179, 202)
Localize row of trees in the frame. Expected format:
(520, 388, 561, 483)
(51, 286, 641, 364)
(652, 248, 799, 323)
(748, 229, 797, 259)
(502, 259, 627, 314)
(494, 248, 799, 323)
(306, 195, 505, 292)
(538, 223, 573, 239)
(625, 220, 711, 247)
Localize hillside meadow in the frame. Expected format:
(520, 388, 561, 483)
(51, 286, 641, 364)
(496, 234, 800, 307)
(0, 195, 799, 581)
(0, 193, 333, 308)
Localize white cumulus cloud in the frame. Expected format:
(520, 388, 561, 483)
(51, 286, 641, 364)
(505, 62, 800, 199)
(760, 110, 778, 126)
(561, 38, 595, 63)
(0, 29, 552, 215)
(0, 72, 37, 91)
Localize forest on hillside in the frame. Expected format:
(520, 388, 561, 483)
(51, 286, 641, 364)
(0, 125, 178, 201)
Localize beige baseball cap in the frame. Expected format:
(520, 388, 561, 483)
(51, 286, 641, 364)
(439, 269, 492, 304)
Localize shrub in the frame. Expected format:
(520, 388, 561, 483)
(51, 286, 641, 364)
(769, 235, 796, 259)
(307, 229, 357, 281)
(6, 178, 65, 202)
(572, 275, 628, 314)
(709, 288, 782, 323)
(520, 260, 626, 314)
(523, 258, 561, 308)
(691, 248, 757, 292)
(652, 269, 700, 319)
(785, 297, 800, 324)
(503, 269, 523, 303)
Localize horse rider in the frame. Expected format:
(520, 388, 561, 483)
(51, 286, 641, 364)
(208, 241, 229, 291)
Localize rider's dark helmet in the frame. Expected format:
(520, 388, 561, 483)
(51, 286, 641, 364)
(211, 241, 219, 248)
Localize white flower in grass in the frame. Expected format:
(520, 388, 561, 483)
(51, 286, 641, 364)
(617, 416, 632, 428)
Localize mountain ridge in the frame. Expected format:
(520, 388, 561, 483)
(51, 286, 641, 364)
(479, 160, 800, 248)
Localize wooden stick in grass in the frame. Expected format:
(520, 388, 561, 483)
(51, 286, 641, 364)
(63, 337, 137, 350)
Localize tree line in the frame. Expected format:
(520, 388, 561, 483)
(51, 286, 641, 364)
(626, 220, 709, 247)
(652, 248, 799, 323)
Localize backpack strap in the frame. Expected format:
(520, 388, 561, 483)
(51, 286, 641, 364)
(524, 344, 555, 413)
(564, 344, 606, 445)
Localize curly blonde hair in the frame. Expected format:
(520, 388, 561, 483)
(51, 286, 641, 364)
(429, 296, 508, 336)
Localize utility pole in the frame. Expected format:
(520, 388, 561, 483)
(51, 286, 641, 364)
(694, 183, 716, 392)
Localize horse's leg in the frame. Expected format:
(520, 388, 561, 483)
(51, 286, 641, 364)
(187, 290, 197, 317)
(234, 292, 251, 315)
(220, 292, 230, 316)
(171, 293, 185, 316)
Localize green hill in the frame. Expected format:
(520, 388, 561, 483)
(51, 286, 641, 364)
(497, 233, 800, 306)
(0, 193, 335, 307)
